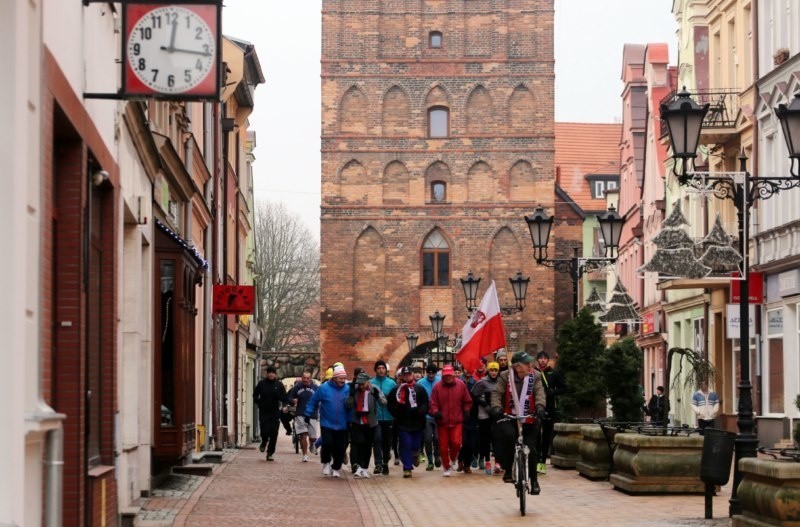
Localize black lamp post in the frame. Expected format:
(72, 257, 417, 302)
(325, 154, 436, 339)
(429, 310, 445, 365)
(406, 332, 419, 354)
(525, 205, 624, 316)
(459, 270, 530, 315)
(661, 87, 800, 516)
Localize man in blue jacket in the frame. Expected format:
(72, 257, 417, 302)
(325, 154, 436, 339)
(417, 363, 442, 470)
(305, 364, 350, 478)
(370, 360, 397, 475)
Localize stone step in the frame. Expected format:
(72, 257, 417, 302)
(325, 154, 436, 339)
(173, 463, 213, 477)
(191, 451, 224, 464)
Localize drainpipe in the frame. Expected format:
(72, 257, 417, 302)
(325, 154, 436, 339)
(202, 102, 214, 450)
(45, 426, 64, 527)
(183, 135, 194, 241)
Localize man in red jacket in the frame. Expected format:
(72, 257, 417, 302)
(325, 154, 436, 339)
(429, 364, 473, 476)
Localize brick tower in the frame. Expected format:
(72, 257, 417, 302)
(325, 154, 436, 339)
(320, 0, 556, 372)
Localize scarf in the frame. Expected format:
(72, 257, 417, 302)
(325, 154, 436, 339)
(397, 381, 417, 408)
(505, 372, 536, 424)
(355, 389, 370, 424)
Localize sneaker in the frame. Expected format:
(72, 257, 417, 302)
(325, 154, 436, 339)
(426, 463, 434, 471)
(351, 463, 359, 474)
(266, 454, 274, 461)
(485, 462, 492, 475)
(455, 461, 464, 473)
(443, 469, 451, 477)
(373, 465, 383, 475)
(382, 464, 389, 476)
(332, 469, 342, 479)
(322, 463, 332, 477)
(413, 453, 420, 467)
(419, 454, 427, 465)
(502, 470, 514, 483)
(531, 479, 541, 495)
(360, 468, 371, 479)
(471, 455, 479, 469)
(537, 463, 547, 474)
(403, 470, 412, 478)
(464, 466, 472, 474)
(303, 455, 309, 462)
(434, 456, 442, 468)
(353, 469, 364, 479)
(259, 444, 265, 453)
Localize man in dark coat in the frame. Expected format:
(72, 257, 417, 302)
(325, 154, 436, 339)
(534, 351, 566, 474)
(387, 366, 430, 478)
(253, 366, 288, 460)
(646, 385, 670, 427)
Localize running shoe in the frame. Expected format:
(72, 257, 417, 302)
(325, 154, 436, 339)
(359, 468, 371, 479)
(413, 453, 420, 467)
(303, 455, 309, 462)
(434, 456, 442, 468)
(426, 463, 434, 471)
(537, 463, 547, 474)
(471, 455, 479, 469)
(353, 469, 364, 479)
(403, 470, 412, 478)
(442, 469, 451, 477)
(332, 469, 342, 479)
(531, 479, 541, 495)
(373, 465, 382, 475)
(322, 463, 332, 476)
(266, 454, 274, 461)
(258, 444, 265, 453)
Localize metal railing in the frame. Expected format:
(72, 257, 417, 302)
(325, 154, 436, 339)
(660, 89, 741, 137)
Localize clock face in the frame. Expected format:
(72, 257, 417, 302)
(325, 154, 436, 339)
(124, 4, 218, 97)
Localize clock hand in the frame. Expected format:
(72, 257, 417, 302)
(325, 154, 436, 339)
(169, 47, 213, 57)
(168, 21, 177, 52)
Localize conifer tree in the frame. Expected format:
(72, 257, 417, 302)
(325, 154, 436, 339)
(555, 308, 606, 419)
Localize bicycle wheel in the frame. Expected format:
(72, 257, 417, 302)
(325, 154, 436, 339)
(516, 449, 527, 516)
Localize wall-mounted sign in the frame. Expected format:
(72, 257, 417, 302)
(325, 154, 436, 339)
(726, 303, 755, 336)
(213, 285, 255, 315)
(122, 2, 221, 100)
(778, 269, 800, 297)
(767, 309, 783, 336)
(730, 271, 764, 303)
(641, 312, 658, 335)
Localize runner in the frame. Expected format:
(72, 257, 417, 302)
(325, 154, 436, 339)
(287, 369, 319, 462)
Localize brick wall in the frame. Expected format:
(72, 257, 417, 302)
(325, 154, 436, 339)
(321, 0, 557, 370)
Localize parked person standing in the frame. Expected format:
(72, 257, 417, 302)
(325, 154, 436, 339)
(305, 364, 351, 478)
(387, 366, 430, 478)
(646, 386, 670, 427)
(253, 366, 288, 461)
(472, 361, 500, 474)
(534, 351, 566, 474)
(418, 363, 442, 470)
(346, 372, 386, 478)
(429, 364, 473, 476)
(490, 351, 545, 495)
(370, 360, 397, 475)
(495, 350, 509, 373)
(287, 369, 319, 462)
(691, 381, 720, 434)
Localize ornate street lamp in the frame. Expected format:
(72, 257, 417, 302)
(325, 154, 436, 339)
(460, 271, 481, 312)
(525, 205, 624, 316)
(662, 88, 800, 516)
(406, 332, 418, 354)
(509, 271, 530, 312)
(429, 310, 445, 340)
(660, 87, 710, 179)
(459, 270, 529, 315)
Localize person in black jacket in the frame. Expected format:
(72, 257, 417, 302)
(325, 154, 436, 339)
(253, 366, 288, 460)
(387, 366, 429, 478)
(535, 351, 566, 474)
(645, 385, 670, 427)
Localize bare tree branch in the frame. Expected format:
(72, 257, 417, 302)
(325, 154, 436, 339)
(252, 201, 319, 353)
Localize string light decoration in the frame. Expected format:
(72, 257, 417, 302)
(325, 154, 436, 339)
(584, 287, 606, 314)
(638, 201, 711, 279)
(599, 280, 639, 323)
(697, 214, 743, 273)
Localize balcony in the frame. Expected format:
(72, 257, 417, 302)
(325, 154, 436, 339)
(660, 89, 741, 144)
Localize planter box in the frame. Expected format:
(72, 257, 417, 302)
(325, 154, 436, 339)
(609, 433, 705, 494)
(576, 424, 611, 480)
(551, 423, 585, 469)
(733, 458, 800, 527)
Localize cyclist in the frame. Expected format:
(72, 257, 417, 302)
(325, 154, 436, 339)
(490, 351, 546, 495)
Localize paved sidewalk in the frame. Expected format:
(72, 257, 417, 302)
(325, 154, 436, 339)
(141, 433, 735, 527)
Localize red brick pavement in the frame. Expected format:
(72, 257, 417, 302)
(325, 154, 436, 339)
(163, 433, 735, 527)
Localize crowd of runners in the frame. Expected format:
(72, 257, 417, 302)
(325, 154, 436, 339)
(253, 349, 566, 495)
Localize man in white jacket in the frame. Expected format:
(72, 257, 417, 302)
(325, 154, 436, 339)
(691, 381, 720, 433)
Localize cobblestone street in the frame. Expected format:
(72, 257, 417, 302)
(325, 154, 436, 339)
(135, 433, 735, 527)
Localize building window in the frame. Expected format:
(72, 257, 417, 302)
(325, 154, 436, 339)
(429, 31, 443, 48)
(422, 229, 450, 287)
(428, 107, 449, 138)
(431, 181, 446, 202)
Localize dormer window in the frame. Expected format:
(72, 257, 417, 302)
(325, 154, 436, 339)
(429, 31, 443, 48)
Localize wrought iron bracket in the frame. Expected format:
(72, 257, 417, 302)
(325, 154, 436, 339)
(535, 257, 616, 278)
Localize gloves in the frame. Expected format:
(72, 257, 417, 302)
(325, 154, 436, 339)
(489, 406, 502, 419)
(433, 411, 443, 421)
(303, 415, 311, 425)
(535, 405, 546, 421)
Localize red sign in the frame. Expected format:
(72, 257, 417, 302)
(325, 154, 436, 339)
(730, 272, 764, 304)
(641, 312, 656, 335)
(213, 285, 255, 315)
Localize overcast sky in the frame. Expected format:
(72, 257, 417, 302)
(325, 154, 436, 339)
(222, 1, 678, 237)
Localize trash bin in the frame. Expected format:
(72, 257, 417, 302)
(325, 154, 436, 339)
(700, 428, 736, 486)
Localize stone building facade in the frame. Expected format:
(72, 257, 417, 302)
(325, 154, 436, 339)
(320, 0, 558, 371)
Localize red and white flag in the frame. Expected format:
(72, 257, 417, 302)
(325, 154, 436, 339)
(456, 280, 507, 373)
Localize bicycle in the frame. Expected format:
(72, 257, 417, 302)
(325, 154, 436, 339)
(497, 413, 535, 516)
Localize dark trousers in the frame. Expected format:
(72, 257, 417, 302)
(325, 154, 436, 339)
(458, 426, 479, 467)
(398, 429, 423, 471)
(478, 418, 494, 461)
(698, 419, 715, 434)
(349, 423, 375, 470)
(373, 420, 394, 467)
(537, 418, 555, 463)
(423, 419, 440, 460)
(320, 427, 348, 470)
(279, 411, 293, 434)
(259, 415, 280, 455)
(493, 420, 538, 480)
